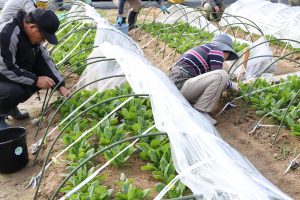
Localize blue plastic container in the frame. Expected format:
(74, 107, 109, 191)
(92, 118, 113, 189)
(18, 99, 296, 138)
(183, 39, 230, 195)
(0, 127, 28, 173)
(114, 24, 129, 35)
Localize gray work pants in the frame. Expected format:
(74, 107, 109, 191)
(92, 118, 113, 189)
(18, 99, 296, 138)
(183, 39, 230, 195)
(113, 0, 142, 17)
(180, 70, 228, 113)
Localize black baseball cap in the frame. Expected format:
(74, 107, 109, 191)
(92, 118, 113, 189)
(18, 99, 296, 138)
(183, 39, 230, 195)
(30, 9, 60, 45)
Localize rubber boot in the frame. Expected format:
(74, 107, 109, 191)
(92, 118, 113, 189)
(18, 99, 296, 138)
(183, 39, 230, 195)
(8, 107, 29, 120)
(128, 11, 138, 30)
(0, 115, 8, 129)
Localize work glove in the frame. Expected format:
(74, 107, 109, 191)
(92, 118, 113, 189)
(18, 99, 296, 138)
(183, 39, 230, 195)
(231, 82, 240, 93)
(160, 5, 170, 14)
(116, 17, 123, 26)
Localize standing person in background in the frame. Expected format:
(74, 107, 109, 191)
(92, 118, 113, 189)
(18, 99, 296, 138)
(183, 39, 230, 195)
(0, 9, 69, 128)
(202, 0, 226, 22)
(167, 34, 239, 125)
(113, 0, 169, 30)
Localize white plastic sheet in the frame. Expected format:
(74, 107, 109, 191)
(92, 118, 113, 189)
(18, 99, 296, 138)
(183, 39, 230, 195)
(73, 2, 144, 91)
(220, 0, 300, 48)
(100, 42, 291, 199)
(230, 37, 277, 80)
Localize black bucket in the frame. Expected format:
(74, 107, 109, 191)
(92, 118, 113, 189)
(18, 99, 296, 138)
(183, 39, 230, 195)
(0, 127, 29, 173)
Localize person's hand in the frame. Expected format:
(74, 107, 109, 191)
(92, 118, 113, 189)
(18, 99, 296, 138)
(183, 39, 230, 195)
(58, 86, 71, 97)
(160, 5, 170, 14)
(231, 82, 239, 93)
(36, 76, 55, 89)
(116, 16, 123, 26)
(214, 6, 220, 13)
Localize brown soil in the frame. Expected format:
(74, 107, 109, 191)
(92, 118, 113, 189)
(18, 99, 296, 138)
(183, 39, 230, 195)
(100, 154, 158, 199)
(1, 7, 299, 200)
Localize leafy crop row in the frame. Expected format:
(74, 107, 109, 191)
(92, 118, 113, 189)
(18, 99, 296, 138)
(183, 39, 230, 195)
(265, 35, 300, 51)
(52, 21, 96, 74)
(141, 22, 248, 53)
(239, 76, 300, 136)
(54, 83, 189, 199)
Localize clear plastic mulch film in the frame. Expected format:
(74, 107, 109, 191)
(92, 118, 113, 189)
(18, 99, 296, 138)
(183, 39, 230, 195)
(60, 2, 292, 199)
(219, 0, 300, 49)
(100, 42, 291, 200)
(229, 37, 277, 81)
(70, 1, 144, 91)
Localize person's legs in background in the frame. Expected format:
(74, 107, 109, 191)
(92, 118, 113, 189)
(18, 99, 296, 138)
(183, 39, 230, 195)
(202, 2, 214, 21)
(127, 0, 142, 30)
(113, 0, 129, 24)
(215, 2, 226, 22)
(202, 2, 226, 22)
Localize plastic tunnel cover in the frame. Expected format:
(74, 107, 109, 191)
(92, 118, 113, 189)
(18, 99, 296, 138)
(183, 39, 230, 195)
(77, 1, 144, 91)
(219, 0, 300, 48)
(100, 42, 292, 200)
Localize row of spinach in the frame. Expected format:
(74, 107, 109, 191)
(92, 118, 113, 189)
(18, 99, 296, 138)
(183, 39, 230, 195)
(52, 21, 96, 74)
(54, 83, 188, 199)
(239, 76, 300, 136)
(141, 22, 248, 54)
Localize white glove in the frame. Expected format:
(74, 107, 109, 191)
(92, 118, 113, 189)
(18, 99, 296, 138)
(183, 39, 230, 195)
(231, 82, 239, 92)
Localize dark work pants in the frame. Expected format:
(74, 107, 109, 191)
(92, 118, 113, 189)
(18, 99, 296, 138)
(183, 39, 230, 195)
(0, 81, 36, 115)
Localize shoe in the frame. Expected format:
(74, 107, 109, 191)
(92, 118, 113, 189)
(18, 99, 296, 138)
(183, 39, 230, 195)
(8, 107, 29, 120)
(128, 11, 138, 31)
(129, 24, 138, 31)
(0, 115, 8, 129)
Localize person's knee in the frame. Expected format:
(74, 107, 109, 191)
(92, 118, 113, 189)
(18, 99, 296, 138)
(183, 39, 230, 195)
(213, 70, 228, 83)
(1, 84, 33, 103)
(10, 88, 28, 100)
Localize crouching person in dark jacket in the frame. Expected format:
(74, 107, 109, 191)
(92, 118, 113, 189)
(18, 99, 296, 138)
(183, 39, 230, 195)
(0, 9, 70, 129)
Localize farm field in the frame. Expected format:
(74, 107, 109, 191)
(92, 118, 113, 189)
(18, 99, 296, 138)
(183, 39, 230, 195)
(0, 2, 299, 200)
